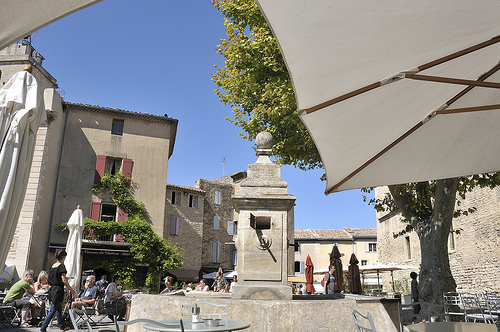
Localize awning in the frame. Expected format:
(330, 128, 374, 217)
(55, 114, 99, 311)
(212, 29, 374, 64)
(167, 269, 200, 281)
(0, 0, 102, 50)
(0, 264, 15, 283)
(288, 276, 306, 284)
(256, 0, 500, 193)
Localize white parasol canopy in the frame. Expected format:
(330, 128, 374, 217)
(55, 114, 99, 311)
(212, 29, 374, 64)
(0, 0, 102, 51)
(0, 69, 45, 270)
(256, 0, 500, 193)
(359, 262, 418, 293)
(65, 207, 85, 291)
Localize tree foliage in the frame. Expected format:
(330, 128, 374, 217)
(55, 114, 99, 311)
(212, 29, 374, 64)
(212, 0, 321, 171)
(212, 0, 500, 308)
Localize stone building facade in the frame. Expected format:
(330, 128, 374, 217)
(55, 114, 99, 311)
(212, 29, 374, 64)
(376, 185, 500, 294)
(194, 171, 247, 272)
(1, 42, 179, 284)
(294, 228, 378, 287)
(164, 184, 206, 277)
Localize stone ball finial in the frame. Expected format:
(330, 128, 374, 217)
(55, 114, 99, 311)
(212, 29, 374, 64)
(256, 131, 273, 149)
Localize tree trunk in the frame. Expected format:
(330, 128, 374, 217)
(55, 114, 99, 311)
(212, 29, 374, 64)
(390, 178, 458, 310)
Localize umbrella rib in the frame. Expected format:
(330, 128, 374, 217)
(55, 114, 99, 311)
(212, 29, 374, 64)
(304, 36, 500, 115)
(327, 122, 424, 193)
(405, 74, 500, 89)
(437, 104, 500, 115)
(446, 62, 500, 106)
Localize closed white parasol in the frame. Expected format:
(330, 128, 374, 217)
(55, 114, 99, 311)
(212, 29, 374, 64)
(65, 206, 85, 291)
(0, 67, 45, 270)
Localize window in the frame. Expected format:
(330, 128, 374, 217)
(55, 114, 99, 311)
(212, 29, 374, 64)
(294, 242, 300, 252)
(366, 243, 377, 252)
(405, 236, 411, 259)
(213, 215, 220, 230)
(111, 119, 124, 135)
(214, 191, 221, 205)
(189, 195, 198, 208)
(294, 261, 301, 273)
(99, 204, 116, 241)
(449, 232, 455, 251)
(171, 191, 180, 206)
(227, 221, 235, 235)
(105, 158, 122, 175)
(231, 250, 237, 266)
(169, 217, 179, 235)
(100, 203, 117, 222)
(361, 260, 367, 266)
(211, 242, 219, 263)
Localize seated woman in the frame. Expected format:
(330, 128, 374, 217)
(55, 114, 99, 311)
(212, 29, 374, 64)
(104, 275, 126, 321)
(30, 270, 50, 322)
(196, 279, 209, 291)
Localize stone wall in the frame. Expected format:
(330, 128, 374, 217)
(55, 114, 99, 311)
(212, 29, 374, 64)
(128, 293, 401, 332)
(376, 185, 500, 294)
(195, 178, 238, 271)
(164, 185, 205, 271)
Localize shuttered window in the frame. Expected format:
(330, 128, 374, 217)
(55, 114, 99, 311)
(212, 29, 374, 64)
(171, 191, 180, 206)
(214, 191, 221, 205)
(189, 195, 198, 208)
(95, 155, 106, 183)
(212, 241, 219, 263)
(170, 217, 179, 235)
(213, 215, 220, 230)
(227, 221, 234, 235)
(111, 119, 124, 135)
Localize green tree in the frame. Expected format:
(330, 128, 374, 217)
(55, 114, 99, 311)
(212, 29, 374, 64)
(212, 0, 321, 171)
(213, 0, 500, 309)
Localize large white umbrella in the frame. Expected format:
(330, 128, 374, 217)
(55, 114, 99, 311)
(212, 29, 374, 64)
(256, 0, 500, 193)
(0, 68, 45, 270)
(359, 262, 418, 294)
(0, 0, 102, 51)
(65, 206, 85, 291)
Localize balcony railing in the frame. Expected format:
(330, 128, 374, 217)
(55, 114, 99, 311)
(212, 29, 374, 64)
(83, 228, 122, 242)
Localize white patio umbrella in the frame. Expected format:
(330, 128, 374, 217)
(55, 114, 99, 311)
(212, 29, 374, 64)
(65, 206, 85, 291)
(256, 0, 500, 193)
(0, 0, 102, 51)
(359, 262, 418, 294)
(0, 68, 45, 270)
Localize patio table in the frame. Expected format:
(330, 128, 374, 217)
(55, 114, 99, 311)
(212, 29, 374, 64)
(143, 319, 250, 332)
(404, 321, 497, 332)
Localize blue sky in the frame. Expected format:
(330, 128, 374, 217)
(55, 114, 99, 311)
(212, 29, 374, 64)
(31, 0, 375, 230)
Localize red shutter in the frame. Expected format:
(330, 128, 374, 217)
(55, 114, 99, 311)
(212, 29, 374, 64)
(114, 207, 128, 242)
(122, 158, 132, 187)
(117, 207, 128, 223)
(122, 158, 132, 178)
(90, 202, 101, 221)
(95, 155, 106, 183)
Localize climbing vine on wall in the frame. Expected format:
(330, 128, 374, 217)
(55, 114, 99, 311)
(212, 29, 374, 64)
(55, 173, 183, 291)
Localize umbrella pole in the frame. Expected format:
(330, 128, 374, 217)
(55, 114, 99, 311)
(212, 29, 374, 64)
(377, 271, 380, 295)
(391, 271, 395, 292)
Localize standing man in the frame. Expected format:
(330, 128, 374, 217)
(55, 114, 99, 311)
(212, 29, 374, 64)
(410, 272, 421, 319)
(71, 275, 98, 309)
(2, 269, 35, 327)
(323, 265, 336, 295)
(96, 275, 108, 295)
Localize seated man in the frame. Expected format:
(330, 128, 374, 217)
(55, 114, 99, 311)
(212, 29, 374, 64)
(71, 275, 98, 310)
(2, 269, 35, 327)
